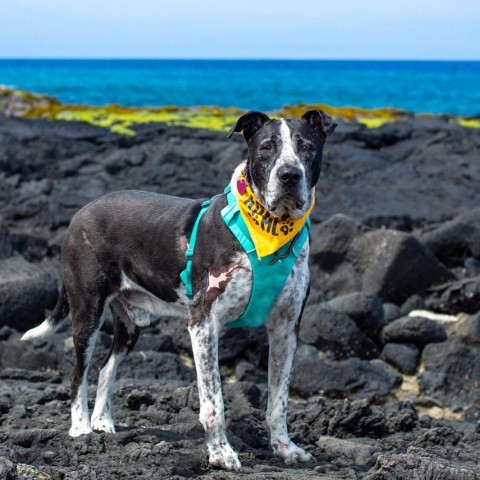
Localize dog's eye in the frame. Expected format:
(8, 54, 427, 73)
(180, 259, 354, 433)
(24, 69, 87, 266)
(301, 144, 313, 154)
(261, 143, 273, 151)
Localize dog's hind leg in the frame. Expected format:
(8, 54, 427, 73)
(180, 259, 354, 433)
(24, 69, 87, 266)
(69, 292, 107, 437)
(91, 298, 140, 433)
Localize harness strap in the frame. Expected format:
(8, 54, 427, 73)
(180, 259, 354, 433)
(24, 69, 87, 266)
(179, 199, 211, 300)
(222, 185, 310, 328)
(179, 186, 311, 328)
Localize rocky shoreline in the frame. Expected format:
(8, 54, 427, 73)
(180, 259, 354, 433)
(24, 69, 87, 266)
(0, 112, 480, 479)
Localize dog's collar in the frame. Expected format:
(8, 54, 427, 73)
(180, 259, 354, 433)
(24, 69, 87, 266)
(233, 168, 314, 259)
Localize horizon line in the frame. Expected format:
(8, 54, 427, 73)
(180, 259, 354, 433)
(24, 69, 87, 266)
(0, 57, 479, 62)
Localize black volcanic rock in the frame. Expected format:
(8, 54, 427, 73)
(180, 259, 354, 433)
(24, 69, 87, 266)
(314, 226, 455, 303)
(326, 292, 385, 340)
(0, 222, 14, 259)
(299, 305, 380, 359)
(291, 344, 401, 399)
(0, 256, 59, 331)
(419, 313, 480, 408)
(316, 436, 379, 468)
(1, 116, 480, 479)
(400, 294, 426, 316)
(426, 276, 480, 314)
(381, 342, 420, 374)
(1, 338, 61, 371)
(381, 316, 447, 346)
(310, 214, 362, 270)
(383, 303, 402, 323)
(366, 447, 480, 480)
(347, 230, 454, 303)
(423, 207, 480, 267)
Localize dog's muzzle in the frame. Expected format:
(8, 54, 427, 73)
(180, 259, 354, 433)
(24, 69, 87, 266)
(266, 167, 308, 218)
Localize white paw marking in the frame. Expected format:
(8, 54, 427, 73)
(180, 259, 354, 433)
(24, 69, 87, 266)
(91, 415, 116, 433)
(69, 424, 92, 437)
(208, 443, 242, 471)
(275, 441, 313, 464)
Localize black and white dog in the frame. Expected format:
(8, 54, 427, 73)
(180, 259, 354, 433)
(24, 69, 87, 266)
(22, 110, 336, 471)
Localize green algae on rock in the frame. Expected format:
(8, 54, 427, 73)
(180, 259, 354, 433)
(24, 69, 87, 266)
(1, 86, 478, 135)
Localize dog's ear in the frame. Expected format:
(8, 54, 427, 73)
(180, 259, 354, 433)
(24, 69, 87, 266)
(302, 110, 337, 139)
(228, 111, 271, 141)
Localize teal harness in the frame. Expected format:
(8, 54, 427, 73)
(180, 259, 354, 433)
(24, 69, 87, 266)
(180, 185, 310, 328)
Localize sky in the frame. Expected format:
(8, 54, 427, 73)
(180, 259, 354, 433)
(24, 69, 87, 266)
(1, 0, 479, 60)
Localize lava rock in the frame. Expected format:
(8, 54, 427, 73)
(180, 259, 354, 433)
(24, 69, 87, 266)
(1, 115, 480, 479)
(150, 316, 192, 353)
(414, 426, 462, 448)
(316, 436, 379, 467)
(383, 303, 402, 324)
(0, 368, 62, 383)
(381, 343, 419, 374)
(0, 256, 59, 331)
(347, 230, 455, 303)
(10, 231, 49, 262)
(223, 381, 263, 418)
(310, 214, 362, 270)
(122, 351, 194, 382)
(0, 222, 14, 259)
(400, 294, 426, 316)
(426, 276, 480, 314)
(0, 457, 16, 480)
(234, 360, 268, 384)
(381, 316, 447, 346)
(1, 337, 61, 371)
(465, 257, 480, 276)
(326, 292, 385, 339)
(423, 207, 480, 267)
(0, 326, 15, 341)
(453, 312, 480, 347)
(219, 327, 269, 364)
(125, 390, 156, 410)
(366, 447, 480, 480)
(135, 334, 178, 353)
(419, 314, 480, 407)
(313, 228, 455, 304)
(299, 305, 379, 359)
(291, 344, 402, 399)
(289, 397, 418, 442)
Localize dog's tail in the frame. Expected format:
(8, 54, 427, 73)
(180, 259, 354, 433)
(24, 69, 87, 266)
(21, 283, 70, 341)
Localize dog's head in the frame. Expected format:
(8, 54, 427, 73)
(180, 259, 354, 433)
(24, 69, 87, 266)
(228, 110, 337, 219)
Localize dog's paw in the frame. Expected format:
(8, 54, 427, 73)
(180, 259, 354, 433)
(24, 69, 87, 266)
(69, 424, 92, 437)
(91, 414, 116, 434)
(274, 441, 313, 464)
(208, 443, 242, 471)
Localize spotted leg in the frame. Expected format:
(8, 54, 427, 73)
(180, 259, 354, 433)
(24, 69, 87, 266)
(188, 317, 241, 471)
(266, 244, 313, 464)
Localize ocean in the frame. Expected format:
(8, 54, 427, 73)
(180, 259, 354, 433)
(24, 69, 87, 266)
(0, 59, 479, 116)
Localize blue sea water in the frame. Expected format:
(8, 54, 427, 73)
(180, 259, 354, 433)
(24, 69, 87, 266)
(0, 60, 479, 115)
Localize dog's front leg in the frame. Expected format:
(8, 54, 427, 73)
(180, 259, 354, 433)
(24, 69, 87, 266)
(266, 303, 313, 464)
(188, 317, 241, 471)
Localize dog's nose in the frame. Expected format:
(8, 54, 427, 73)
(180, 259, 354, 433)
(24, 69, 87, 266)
(277, 166, 302, 186)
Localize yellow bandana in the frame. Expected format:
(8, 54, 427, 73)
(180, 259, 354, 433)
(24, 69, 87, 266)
(234, 169, 314, 258)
